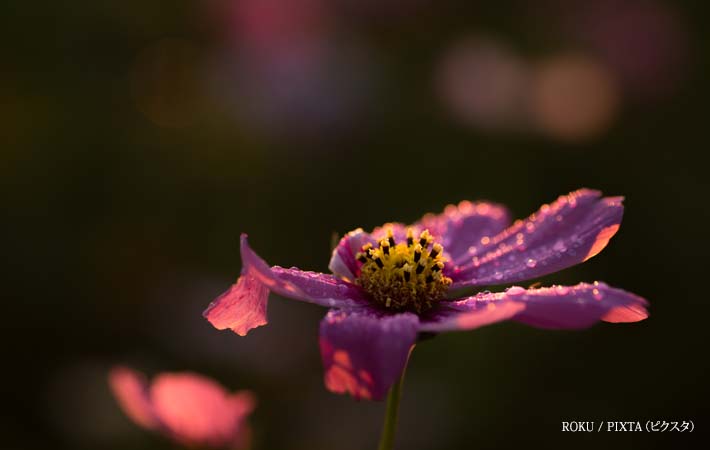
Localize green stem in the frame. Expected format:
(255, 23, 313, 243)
(377, 365, 408, 450)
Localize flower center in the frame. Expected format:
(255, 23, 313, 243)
(355, 228, 452, 313)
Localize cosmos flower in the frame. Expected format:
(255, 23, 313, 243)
(109, 367, 255, 449)
(204, 189, 648, 400)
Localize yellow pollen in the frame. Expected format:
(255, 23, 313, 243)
(355, 227, 452, 313)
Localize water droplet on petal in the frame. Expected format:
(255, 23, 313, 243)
(555, 285, 570, 295)
(592, 288, 603, 301)
(506, 286, 526, 297)
(553, 239, 567, 252)
(494, 271, 504, 280)
(526, 258, 537, 268)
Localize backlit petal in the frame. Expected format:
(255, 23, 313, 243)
(450, 189, 624, 287)
(420, 282, 648, 332)
(319, 309, 418, 400)
(205, 234, 368, 336)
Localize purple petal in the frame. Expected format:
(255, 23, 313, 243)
(204, 234, 368, 336)
(328, 228, 371, 281)
(419, 282, 648, 332)
(418, 200, 511, 265)
(319, 309, 419, 401)
(419, 298, 526, 332)
(450, 189, 624, 287)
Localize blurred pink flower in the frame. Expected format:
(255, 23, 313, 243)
(109, 367, 255, 449)
(529, 53, 620, 141)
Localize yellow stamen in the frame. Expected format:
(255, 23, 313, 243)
(356, 227, 452, 313)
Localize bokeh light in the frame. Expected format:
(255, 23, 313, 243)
(529, 54, 620, 141)
(436, 36, 529, 131)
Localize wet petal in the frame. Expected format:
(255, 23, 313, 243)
(420, 282, 648, 332)
(450, 189, 624, 287)
(205, 234, 368, 336)
(319, 309, 419, 400)
(418, 200, 511, 265)
(150, 372, 255, 448)
(108, 367, 160, 430)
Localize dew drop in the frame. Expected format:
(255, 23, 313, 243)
(506, 286, 526, 297)
(494, 271, 504, 280)
(555, 285, 570, 295)
(526, 258, 537, 268)
(553, 239, 567, 252)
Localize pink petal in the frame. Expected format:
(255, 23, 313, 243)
(205, 234, 368, 336)
(204, 273, 269, 336)
(328, 228, 372, 281)
(420, 301, 526, 332)
(108, 366, 160, 430)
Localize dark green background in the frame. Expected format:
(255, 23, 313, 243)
(3, 1, 708, 449)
